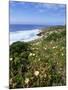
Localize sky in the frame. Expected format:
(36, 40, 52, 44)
(10, 1, 66, 25)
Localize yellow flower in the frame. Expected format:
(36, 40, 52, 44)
(25, 78, 29, 84)
(34, 71, 39, 76)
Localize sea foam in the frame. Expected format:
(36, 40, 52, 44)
(10, 29, 40, 44)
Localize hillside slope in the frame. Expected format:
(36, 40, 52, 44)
(9, 26, 66, 88)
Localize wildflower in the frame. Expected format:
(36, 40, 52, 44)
(9, 78, 12, 84)
(35, 42, 39, 45)
(25, 78, 29, 84)
(57, 62, 59, 65)
(54, 53, 56, 55)
(52, 46, 56, 49)
(60, 68, 62, 71)
(33, 53, 35, 56)
(35, 48, 38, 50)
(13, 83, 16, 88)
(29, 53, 33, 56)
(61, 53, 64, 56)
(55, 46, 57, 48)
(10, 58, 13, 61)
(49, 31, 53, 34)
(38, 58, 40, 61)
(62, 47, 64, 50)
(29, 53, 35, 56)
(57, 38, 58, 40)
(50, 41, 53, 44)
(44, 47, 47, 50)
(55, 31, 58, 33)
(34, 71, 39, 76)
(32, 48, 35, 50)
(48, 75, 51, 79)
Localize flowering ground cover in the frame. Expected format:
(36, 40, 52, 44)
(9, 26, 66, 88)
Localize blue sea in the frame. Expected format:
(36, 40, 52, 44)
(10, 24, 48, 32)
(10, 24, 48, 44)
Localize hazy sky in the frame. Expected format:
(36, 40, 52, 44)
(10, 1, 66, 25)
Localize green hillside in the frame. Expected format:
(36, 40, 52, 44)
(9, 26, 66, 88)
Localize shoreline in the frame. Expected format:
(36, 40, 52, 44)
(10, 29, 41, 45)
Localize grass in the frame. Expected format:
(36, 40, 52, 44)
(9, 26, 66, 88)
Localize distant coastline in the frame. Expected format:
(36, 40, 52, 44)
(10, 24, 48, 44)
(10, 25, 65, 45)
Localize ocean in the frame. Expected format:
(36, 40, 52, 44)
(10, 24, 48, 32)
(10, 24, 48, 44)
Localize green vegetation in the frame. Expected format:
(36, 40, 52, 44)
(9, 26, 66, 88)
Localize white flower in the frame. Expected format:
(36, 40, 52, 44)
(33, 53, 35, 56)
(9, 78, 12, 84)
(61, 53, 64, 56)
(54, 53, 56, 55)
(52, 46, 56, 49)
(29, 53, 35, 56)
(35, 48, 38, 50)
(55, 31, 58, 33)
(49, 31, 53, 34)
(62, 47, 64, 50)
(35, 42, 39, 45)
(38, 58, 40, 61)
(10, 58, 13, 61)
(60, 68, 62, 70)
(29, 53, 33, 56)
(44, 47, 47, 50)
(25, 78, 29, 84)
(50, 41, 53, 44)
(32, 48, 35, 50)
(57, 62, 59, 65)
(55, 46, 57, 48)
(13, 83, 16, 88)
(34, 71, 39, 76)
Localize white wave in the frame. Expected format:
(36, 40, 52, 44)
(10, 29, 40, 44)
